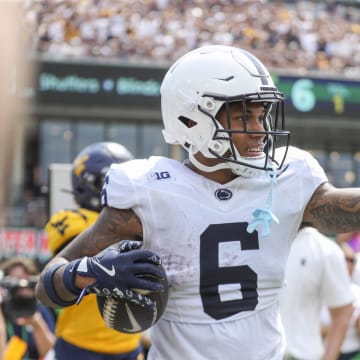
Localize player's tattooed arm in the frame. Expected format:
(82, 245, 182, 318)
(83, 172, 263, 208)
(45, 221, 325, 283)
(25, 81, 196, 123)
(302, 182, 360, 234)
(35, 207, 143, 306)
(59, 207, 143, 261)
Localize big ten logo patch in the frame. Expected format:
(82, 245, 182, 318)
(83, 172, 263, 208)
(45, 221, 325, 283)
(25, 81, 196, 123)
(147, 171, 171, 181)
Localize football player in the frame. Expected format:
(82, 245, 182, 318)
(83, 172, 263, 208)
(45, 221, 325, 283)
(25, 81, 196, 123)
(45, 142, 146, 360)
(36, 45, 360, 359)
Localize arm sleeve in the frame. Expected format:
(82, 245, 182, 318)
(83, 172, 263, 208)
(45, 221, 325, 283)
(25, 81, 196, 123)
(101, 159, 148, 209)
(321, 240, 353, 308)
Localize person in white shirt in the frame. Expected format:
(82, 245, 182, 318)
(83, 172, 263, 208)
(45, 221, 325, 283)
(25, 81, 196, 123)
(337, 232, 360, 286)
(280, 227, 353, 360)
(322, 241, 360, 360)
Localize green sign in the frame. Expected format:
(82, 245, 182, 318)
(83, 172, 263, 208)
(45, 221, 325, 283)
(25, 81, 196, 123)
(35, 60, 360, 118)
(274, 75, 360, 117)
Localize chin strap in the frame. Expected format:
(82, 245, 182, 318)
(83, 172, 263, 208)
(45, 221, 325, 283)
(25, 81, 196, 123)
(188, 146, 263, 177)
(188, 149, 228, 173)
(247, 165, 279, 236)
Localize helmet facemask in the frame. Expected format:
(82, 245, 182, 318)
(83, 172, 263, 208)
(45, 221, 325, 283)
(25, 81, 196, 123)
(73, 168, 108, 211)
(185, 92, 290, 178)
(71, 142, 134, 211)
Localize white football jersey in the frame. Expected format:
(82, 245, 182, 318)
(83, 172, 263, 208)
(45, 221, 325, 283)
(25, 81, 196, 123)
(102, 146, 327, 360)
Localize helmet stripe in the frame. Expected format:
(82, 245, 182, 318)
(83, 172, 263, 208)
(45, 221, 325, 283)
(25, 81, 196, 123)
(239, 49, 269, 85)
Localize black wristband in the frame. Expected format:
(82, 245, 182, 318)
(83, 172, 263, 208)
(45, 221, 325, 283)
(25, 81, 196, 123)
(43, 263, 78, 307)
(62, 259, 82, 296)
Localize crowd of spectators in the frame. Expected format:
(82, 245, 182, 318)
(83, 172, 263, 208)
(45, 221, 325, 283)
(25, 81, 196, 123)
(22, 0, 360, 76)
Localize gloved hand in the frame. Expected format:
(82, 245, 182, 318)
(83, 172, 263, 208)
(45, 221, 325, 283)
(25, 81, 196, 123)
(75, 240, 166, 308)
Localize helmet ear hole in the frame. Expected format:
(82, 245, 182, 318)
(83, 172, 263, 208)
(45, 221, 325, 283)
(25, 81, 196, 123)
(179, 116, 197, 128)
(75, 186, 85, 194)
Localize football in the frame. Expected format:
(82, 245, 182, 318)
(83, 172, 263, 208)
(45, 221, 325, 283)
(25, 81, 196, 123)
(97, 266, 169, 333)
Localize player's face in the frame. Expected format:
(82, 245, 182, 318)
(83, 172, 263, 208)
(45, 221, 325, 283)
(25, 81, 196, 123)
(216, 101, 267, 158)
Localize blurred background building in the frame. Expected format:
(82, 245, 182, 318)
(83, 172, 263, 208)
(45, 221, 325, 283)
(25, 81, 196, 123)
(1, 0, 360, 262)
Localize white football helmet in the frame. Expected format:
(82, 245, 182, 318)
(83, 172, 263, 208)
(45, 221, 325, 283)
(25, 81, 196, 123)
(160, 45, 290, 177)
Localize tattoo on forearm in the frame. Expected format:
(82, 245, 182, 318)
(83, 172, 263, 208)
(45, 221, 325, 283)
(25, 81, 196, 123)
(310, 188, 360, 232)
(61, 208, 142, 259)
(107, 209, 137, 230)
(310, 204, 332, 218)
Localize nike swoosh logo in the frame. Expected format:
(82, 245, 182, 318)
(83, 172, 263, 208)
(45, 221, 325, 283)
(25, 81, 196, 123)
(93, 261, 116, 277)
(123, 302, 142, 333)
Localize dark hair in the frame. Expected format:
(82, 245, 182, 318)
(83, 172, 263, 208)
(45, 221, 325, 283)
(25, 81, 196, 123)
(0, 257, 39, 276)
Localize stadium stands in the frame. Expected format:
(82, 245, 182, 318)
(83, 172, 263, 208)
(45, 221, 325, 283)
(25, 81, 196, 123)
(23, 0, 360, 75)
